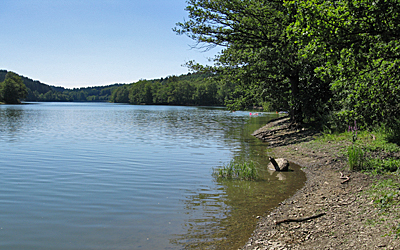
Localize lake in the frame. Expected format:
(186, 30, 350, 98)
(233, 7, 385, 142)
(0, 102, 305, 249)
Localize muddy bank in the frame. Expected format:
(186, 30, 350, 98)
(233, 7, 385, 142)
(242, 117, 400, 250)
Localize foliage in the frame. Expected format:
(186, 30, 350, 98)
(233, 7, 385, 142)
(110, 85, 130, 103)
(111, 72, 228, 106)
(365, 158, 400, 174)
(383, 119, 400, 145)
(175, 0, 332, 124)
(368, 178, 400, 209)
(0, 71, 28, 104)
(285, 0, 400, 129)
(0, 70, 123, 102)
(174, 0, 400, 128)
(213, 160, 259, 181)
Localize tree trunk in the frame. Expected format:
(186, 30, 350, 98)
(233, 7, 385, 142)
(289, 73, 302, 125)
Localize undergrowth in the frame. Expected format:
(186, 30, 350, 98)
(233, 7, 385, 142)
(368, 178, 400, 209)
(367, 177, 400, 238)
(304, 124, 400, 238)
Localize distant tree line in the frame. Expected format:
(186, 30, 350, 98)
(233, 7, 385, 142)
(0, 70, 123, 102)
(27, 84, 123, 102)
(110, 72, 244, 107)
(0, 69, 277, 109)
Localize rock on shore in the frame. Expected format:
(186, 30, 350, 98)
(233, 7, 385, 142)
(268, 157, 289, 171)
(242, 118, 400, 250)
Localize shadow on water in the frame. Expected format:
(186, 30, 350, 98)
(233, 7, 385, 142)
(171, 113, 306, 249)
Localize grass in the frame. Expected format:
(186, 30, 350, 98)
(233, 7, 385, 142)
(213, 160, 259, 181)
(367, 178, 400, 209)
(317, 131, 350, 142)
(365, 158, 400, 174)
(318, 129, 400, 173)
(366, 177, 400, 238)
(299, 125, 400, 238)
(311, 127, 400, 175)
(347, 145, 365, 171)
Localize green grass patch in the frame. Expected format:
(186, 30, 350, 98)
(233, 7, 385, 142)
(364, 177, 400, 238)
(363, 129, 400, 152)
(318, 128, 400, 173)
(364, 158, 400, 174)
(367, 178, 400, 209)
(213, 160, 259, 181)
(316, 131, 349, 142)
(347, 145, 366, 171)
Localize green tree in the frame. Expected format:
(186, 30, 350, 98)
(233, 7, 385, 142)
(175, 0, 332, 124)
(285, 0, 400, 129)
(111, 85, 130, 103)
(127, 80, 154, 104)
(0, 72, 28, 104)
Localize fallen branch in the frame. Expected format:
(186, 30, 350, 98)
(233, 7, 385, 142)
(340, 172, 351, 184)
(275, 213, 326, 225)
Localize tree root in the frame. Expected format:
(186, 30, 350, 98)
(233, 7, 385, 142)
(275, 213, 326, 225)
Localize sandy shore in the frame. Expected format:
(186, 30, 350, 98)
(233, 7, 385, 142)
(241, 117, 400, 250)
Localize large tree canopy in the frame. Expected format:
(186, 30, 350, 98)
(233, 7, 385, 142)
(0, 71, 28, 104)
(175, 0, 332, 124)
(285, 0, 400, 129)
(176, 0, 400, 129)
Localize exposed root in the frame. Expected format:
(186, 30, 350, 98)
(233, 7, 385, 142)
(275, 213, 326, 225)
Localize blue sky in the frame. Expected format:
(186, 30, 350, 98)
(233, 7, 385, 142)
(1, 0, 219, 88)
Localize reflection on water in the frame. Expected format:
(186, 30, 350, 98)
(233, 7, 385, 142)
(0, 103, 305, 250)
(172, 163, 305, 249)
(171, 113, 306, 250)
(0, 108, 24, 137)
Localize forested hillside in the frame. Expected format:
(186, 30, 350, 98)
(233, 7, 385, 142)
(0, 70, 124, 102)
(110, 72, 249, 107)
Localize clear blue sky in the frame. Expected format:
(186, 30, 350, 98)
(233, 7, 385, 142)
(1, 0, 218, 88)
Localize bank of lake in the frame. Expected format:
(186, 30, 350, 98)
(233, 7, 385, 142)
(243, 117, 400, 250)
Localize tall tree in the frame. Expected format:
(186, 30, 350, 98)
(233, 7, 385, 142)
(285, 0, 400, 128)
(0, 72, 28, 104)
(175, 0, 332, 124)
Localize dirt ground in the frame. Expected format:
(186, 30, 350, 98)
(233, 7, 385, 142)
(242, 117, 400, 250)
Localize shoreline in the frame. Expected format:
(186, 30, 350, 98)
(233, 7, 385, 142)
(242, 118, 399, 250)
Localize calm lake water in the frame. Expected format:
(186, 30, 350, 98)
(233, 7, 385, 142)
(0, 102, 305, 249)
